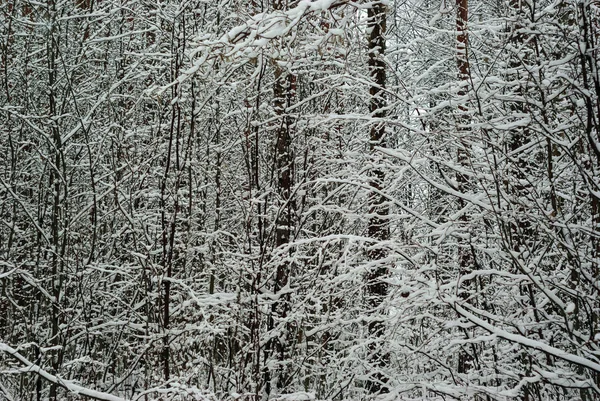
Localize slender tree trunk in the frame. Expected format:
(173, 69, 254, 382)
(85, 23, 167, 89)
(161, 23, 184, 383)
(366, 1, 389, 395)
(262, 0, 296, 396)
(455, 0, 474, 376)
(46, 0, 67, 397)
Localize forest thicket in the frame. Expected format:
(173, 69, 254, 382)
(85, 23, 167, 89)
(1, 0, 599, 400)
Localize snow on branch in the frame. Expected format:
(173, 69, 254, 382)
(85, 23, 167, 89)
(451, 302, 600, 374)
(0, 343, 129, 401)
(175, 0, 351, 84)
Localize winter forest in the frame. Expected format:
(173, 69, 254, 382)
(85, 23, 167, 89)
(1, 0, 599, 400)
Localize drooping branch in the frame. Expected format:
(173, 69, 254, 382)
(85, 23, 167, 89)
(0, 343, 129, 401)
(451, 303, 600, 375)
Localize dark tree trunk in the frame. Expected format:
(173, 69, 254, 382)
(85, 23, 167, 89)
(263, 0, 296, 396)
(366, 1, 389, 395)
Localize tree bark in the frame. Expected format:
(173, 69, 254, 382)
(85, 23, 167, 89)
(455, 0, 474, 376)
(366, 1, 389, 395)
(263, 0, 296, 396)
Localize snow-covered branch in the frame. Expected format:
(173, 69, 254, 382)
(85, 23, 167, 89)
(0, 343, 129, 401)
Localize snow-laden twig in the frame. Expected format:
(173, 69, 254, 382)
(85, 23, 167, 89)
(0, 343, 129, 401)
(451, 302, 600, 374)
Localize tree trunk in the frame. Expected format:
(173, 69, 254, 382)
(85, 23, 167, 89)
(264, 0, 296, 396)
(455, 0, 474, 376)
(366, 1, 389, 395)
